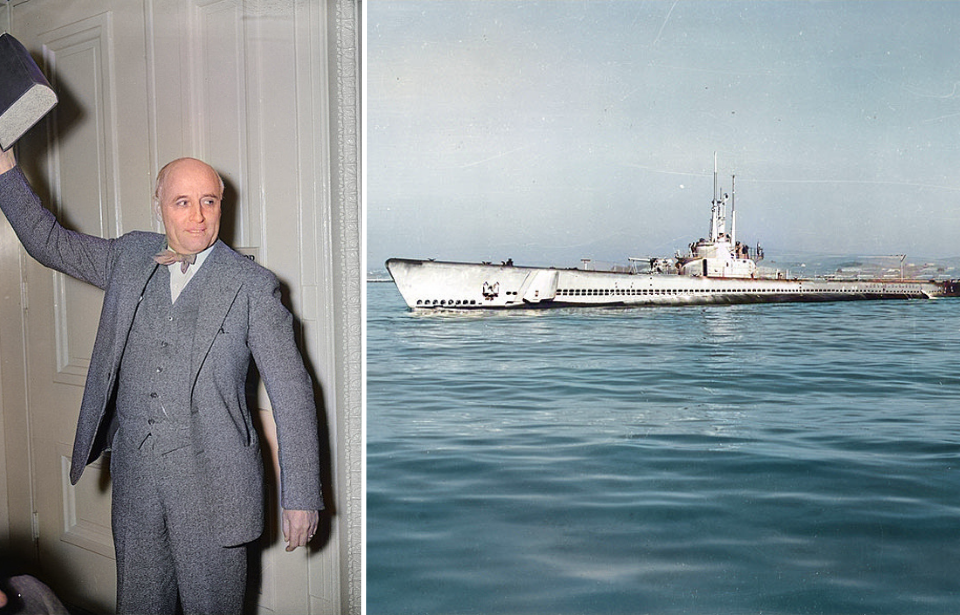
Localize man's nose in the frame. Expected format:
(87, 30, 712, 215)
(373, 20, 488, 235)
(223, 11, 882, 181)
(189, 202, 205, 222)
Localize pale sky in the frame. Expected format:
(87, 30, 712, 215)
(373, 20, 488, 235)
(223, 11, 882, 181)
(366, 0, 960, 270)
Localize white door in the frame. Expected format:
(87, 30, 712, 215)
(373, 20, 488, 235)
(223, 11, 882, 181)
(10, 1, 152, 611)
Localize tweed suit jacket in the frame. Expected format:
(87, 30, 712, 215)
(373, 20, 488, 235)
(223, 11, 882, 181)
(0, 167, 322, 547)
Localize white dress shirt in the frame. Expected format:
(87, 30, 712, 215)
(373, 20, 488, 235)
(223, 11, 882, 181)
(166, 243, 215, 303)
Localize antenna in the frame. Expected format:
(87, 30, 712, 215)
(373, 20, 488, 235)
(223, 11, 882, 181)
(731, 174, 736, 246)
(713, 152, 718, 205)
(710, 152, 719, 241)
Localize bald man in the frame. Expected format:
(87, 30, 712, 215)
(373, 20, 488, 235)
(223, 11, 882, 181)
(0, 149, 322, 614)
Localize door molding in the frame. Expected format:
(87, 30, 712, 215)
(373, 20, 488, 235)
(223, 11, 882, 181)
(329, 1, 362, 612)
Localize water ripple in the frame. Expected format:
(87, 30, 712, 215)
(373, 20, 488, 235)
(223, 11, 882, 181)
(368, 285, 960, 614)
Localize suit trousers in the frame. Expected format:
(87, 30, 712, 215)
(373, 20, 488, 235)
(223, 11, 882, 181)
(110, 427, 247, 615)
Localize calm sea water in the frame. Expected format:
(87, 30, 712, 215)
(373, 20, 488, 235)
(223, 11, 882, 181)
(366, 282, 960, 614)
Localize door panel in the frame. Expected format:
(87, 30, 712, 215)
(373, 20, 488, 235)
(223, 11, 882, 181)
(11, 1, 150, 611)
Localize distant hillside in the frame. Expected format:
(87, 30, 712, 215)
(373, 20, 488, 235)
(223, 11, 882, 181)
(367, 269, 393, 282)
(758, 253, 960, 281)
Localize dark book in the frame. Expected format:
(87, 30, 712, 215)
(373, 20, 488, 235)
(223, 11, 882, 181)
(0, 33, 57, 151)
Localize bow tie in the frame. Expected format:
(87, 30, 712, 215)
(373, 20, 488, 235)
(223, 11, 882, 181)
(154, 249, 197, 273)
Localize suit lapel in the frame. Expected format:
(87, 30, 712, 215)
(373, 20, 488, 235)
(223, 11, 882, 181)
(190, 241, 244, 386)
(109, 236, 168, 363)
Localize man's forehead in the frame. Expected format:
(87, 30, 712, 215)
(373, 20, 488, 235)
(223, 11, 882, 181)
(161, 159, 221, 192)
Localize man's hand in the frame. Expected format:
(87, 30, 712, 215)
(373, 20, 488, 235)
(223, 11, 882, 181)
(282, 508, 319, 552)
(0, 148, 15, 175)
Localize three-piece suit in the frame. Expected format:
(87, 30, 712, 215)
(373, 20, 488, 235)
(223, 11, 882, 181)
(0, 166, 322, 613)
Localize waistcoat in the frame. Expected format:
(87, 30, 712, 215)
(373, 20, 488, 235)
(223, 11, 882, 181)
(116, 264, 205, 454)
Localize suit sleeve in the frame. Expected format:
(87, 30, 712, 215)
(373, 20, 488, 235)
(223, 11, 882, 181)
(246, 272, 324, 512)
(0, 167, 114, 289)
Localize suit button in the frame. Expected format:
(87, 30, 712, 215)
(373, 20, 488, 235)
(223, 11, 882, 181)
(156, 367, 163, 373)
(150, 392, 158, 398)
(148, 419, 155, 425)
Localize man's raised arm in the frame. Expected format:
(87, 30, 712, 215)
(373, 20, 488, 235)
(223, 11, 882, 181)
(0, 147, 114, 289)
